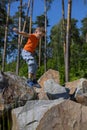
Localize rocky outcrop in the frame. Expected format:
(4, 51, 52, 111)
(35, 69, 65, 100)
(1, 69, 87, 130)
(65, 78, 86, 95)
(65, 78, 87, 105)
(12, 99, 87, 130)
(0, 71, 36, 114)
(43, 79, 69, 99)
(0, 71, 37, 130)
(38, 69, 60, 87)
(12, 99, 64, 130)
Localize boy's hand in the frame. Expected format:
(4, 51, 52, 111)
(13, 28, 18, 33)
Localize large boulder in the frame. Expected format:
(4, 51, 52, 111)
(12, 99, 64, 130)
(12, 99, 87, 130)
(65, 78, 87, 105)
(75, 80, 87, 105)
(35, 69, 60, 99)
(0, 71, 36, 114)
(1, 69, 87, 130)
(65, 78, 85, 95)
(38, 69, 60, 87)
(43, 79, 69, 99)
(0, 71, 37, 130)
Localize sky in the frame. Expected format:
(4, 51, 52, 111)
(10, 0, 87, 36)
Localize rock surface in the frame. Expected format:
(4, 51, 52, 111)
(35, 69, 60, 99)
(65, 78, 87, 105)
(1, 69, 87, 130)
(12, 99, 87, 130)
(65, 78, 86, 95)
(44, 79, 69, 99)
(0, 71, 36, 114)
(12, 99, 64, 130)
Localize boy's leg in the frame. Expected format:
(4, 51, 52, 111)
(21, 49, 40, 87)
(27, 56, 38, 87)
(27, 66, 35, 87)
(28, 73, 34, 80)
(32, 73, 41, 88)
(28, 62, 41, 88)
(21, 50, 35, 87)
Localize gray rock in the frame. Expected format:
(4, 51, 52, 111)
(0, 71, 36, 113)
(44, 79, 70, 99)
(12, 99, 64, 130)
(12, 99, 87, 130)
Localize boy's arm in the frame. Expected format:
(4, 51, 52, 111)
(13, 28, 30, 37)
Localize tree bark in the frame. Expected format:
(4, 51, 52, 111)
(44, 0, 47, 72)
(65, 0, 72, 82)
(62, 0, 66, 63)
(38, 38, 41, 67)
(16, 0, 22, 75)
(2, 0, 10, 71)
(21, 0, 31, 44)
(29, 0, 34, 34)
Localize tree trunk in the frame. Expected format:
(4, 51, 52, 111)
(62, 0, 66, 63)
(2, 0, 10, 71)
(29, 0, 34, 34)
(44, 0, 47, 72)
(38, 38, 41, 67)
(86, 33, 87, 42)
(21, 0, 31, 44)
(16, 0, 22, 75)
(65, 0, 72, 82)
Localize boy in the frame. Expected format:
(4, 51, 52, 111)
(13, 27, 45, 87)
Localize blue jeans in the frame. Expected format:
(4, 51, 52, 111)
(21, 49, 37, 74)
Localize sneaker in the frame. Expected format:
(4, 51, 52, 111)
(33, 79, 41, 88)
(27, 79, 34, 87)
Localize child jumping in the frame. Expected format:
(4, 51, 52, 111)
(13, 27, 45, 87)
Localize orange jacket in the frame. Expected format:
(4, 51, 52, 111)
(23, 34, 39, 53)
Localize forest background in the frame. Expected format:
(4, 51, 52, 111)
(0, 0, 87, 84)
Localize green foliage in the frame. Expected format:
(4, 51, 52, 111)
(0, 2, 6, 44)
(19, 61, 28, 78)
(36, 65, 45, 79)
(47, 58, 65, 84)
(4, 61, 16, 72)
(47, 58, 57, 69)
(48, 18, 87, 83)
(70, 39, 87, 81)
(81, 17, 87, 41)
(34, 15, 46, 27)
(46, 0, 54, 10)
(3, 60, 28, 78)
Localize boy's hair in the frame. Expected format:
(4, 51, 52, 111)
(35, 27, 45, 34)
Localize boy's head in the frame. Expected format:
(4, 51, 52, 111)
(35, 27, 45, 38)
